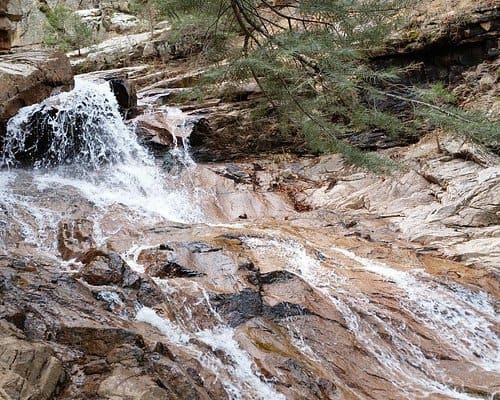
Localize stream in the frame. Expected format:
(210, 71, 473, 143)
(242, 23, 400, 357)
(0, 80, 498, 400)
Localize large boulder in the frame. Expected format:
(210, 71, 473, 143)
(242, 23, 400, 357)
(0, 50, 74, 139)
(133, 109, 192, 149)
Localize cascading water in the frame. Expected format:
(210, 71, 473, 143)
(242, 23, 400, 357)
(0, 79, 205, 254)
(1, 75, 498, 400)
(0, 81, 287, 398)
(2, 79, 144, 169)
(242, 235, 499, 399)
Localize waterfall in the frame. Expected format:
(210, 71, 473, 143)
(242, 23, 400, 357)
(0, 79, 205, 253)
(2, 79, 146, 170)
(1, 75, 498, 400)
(243, 236, 499, 399)
(136, 303, 286, 399)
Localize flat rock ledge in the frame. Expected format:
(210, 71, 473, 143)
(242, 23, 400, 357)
(0, 50, 74, 138)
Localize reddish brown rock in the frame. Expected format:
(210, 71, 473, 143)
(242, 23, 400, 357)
(79, 250, 127, 286)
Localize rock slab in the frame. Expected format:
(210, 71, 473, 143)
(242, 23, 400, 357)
(0, 50, 74, 138)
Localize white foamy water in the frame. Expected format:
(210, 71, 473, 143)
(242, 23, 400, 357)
(136, 306, 285, 400)
(0, 170, 61, 249)
(330, 246, 500, 373)
(136, 306, 191, 345)
(0, 79, 206, 253)
(136, 279, 284, 399)
(2, 79, 146, 169)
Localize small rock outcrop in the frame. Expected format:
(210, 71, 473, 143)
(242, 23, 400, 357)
(109, 78, 137, 115)
(0, 322, 65, 400)
(0, 50, 74, 139)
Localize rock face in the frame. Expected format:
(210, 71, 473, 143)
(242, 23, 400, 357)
(378, 1, 500, 83)
(0, 50, 73, 139)
(68, 26, 171, 73)
(0, 0, 20, 51)
(0, 323, 65, 400)
(109, 78, 137, 115)
(1, 214, 498, 399)
(7, 0, 139, 47)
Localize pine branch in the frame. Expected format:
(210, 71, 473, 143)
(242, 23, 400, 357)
(376, 90, 475, 124)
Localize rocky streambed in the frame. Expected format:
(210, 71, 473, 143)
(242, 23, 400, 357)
(0, 78, 498, 400)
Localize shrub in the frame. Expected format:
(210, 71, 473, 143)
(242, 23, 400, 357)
(42, 5, 95, 55)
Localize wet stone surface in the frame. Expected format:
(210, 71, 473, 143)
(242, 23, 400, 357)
(0, 69, 498, 399)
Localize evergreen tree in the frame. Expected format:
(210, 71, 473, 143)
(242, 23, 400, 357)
(143, 1, 500, 169)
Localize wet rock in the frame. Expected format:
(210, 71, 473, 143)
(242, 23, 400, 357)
(146, 261, 206, 279)
(79, 249, 128, 286)
(263, 302, 312, 320)
(98, 367, 172, 399)
(106, 343, 144, 367)
(189, 118, 212, 147)
(259, 270, 296, 285)
(58, 218, 96, 260)
(149, 357, 220, 400)
(139, 240, 245, 294)
(212, 285, 313, 326)
(134, 111, 188, 149)
(77, 249, 143, 290)
(212, 289, 263, 327)
(136, 278, 165, 308)
(109, 78, 137, 115)
(0, 50, 74, 139)
(93, 290, 126, 314)
(153, 342, 176, 361)
(56, 326, 145, 357)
